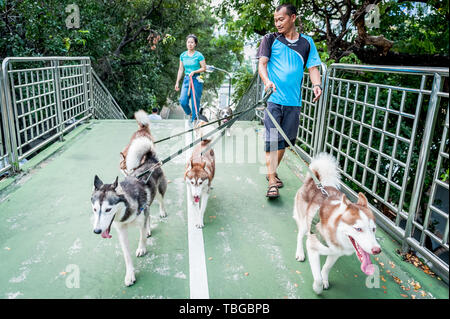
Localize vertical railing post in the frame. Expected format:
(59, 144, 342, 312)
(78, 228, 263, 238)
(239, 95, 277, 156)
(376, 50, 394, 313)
(312, 62, 328, 156)
(87, 60, 95, 120)
(316, 65, 333, 154)
(82, 59, 89, 118)
(2, 59, 19, 173)
(51, 60, 64, 141)
(402, 73, 443, 252)
(0, 64, 13, 174)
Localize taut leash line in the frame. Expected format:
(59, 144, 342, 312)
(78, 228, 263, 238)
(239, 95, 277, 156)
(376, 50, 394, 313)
(263, 93, 329, 197)
(135, 89, 274, 182)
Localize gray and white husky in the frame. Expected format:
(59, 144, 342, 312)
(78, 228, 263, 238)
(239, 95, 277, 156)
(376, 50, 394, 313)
(218, 107, 233, 136)
(91, 150, 167, 286)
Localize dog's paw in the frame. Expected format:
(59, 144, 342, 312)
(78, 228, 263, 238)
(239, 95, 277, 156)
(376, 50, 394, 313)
(313, 280, 323, 295)
(323, 280, 330, 290)
(125, 271, 136, 286)
(159, 210, 167, 218)
(136, 247, 147, 257)
(195, 222, 204, 229)
(295, 251, 305, 262)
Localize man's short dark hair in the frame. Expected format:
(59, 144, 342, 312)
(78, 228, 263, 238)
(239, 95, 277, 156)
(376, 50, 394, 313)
(275, 3, 297, 16)
(152, 107, 158, 113)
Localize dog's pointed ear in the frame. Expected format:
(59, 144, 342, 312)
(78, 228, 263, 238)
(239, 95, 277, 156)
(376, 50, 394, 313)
(113, 176, 119, 189)
(357, 192, 368, 207)
(341, 193, 351, 206)
(94, 175, 103, 190)
(190, 159, 194, 168)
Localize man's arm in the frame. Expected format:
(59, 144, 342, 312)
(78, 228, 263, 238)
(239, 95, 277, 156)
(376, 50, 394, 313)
(309, 66, 322, 102)
(258, 57, 276, 92)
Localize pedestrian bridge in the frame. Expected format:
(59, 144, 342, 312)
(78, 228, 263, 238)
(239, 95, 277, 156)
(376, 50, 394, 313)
(0, 57, 448, 299)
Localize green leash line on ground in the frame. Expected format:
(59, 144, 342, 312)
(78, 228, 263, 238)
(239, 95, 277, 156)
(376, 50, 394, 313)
(136, 89, 274, 183)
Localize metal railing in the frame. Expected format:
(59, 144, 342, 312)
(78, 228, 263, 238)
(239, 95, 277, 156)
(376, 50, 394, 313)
(91, 69, 127, 119)
(254, 63, 449, 282)
(0, 57, 126, 175)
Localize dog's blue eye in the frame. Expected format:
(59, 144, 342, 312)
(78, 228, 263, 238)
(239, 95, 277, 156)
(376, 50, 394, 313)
(355, 227, 363, 232)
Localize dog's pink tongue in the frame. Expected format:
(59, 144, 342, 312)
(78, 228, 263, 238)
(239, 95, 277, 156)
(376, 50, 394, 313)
(101, 229, 112, 239)
(360, 249, 374, 275)
(194, 196, 200, 203)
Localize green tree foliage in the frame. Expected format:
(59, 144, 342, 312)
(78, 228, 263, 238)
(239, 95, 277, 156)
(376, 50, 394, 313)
(1, 0, 244, 117)
(217, 0, 449, 64)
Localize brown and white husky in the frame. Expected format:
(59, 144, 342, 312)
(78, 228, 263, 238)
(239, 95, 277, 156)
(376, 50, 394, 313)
(293, 152, 381, 294)
(184, 132, 215, 229)
(120, 110, 155, 175)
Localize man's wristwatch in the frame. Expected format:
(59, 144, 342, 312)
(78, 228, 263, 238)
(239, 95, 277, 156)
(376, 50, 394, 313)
(313, 84, 322, 90)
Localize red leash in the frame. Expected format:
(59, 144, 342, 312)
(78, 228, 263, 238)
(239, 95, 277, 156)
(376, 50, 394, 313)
(189, 75, 199, 119)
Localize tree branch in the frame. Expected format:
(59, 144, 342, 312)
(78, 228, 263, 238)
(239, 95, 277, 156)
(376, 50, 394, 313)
(353, 0, 393, 55)
(113, 0, 163, 57)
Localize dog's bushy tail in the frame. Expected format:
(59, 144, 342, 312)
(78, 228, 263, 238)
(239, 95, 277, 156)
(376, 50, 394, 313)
(135, 110, 151, 129)
(308, 152, 340, 189)
(126, 137, 155, 172)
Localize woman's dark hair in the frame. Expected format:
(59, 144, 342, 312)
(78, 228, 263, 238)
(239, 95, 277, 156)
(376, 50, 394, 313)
(275, 3, 297, 16)
(186, 34, 198, 45)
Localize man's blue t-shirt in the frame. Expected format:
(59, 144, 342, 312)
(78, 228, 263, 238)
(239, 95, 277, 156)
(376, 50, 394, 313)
(257, 33, 321, 106)
(180, 51, 205, 76)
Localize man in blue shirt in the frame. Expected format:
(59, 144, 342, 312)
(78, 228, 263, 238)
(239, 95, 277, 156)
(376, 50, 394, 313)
(257, 3, 322, 198)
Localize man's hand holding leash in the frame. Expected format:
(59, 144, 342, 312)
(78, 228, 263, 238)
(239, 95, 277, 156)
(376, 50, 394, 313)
(312, 84, 322, 103)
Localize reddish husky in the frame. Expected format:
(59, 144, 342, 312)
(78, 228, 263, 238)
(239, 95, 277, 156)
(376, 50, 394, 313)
(293, 152, 381, 294)
(120, 110, 155, 175)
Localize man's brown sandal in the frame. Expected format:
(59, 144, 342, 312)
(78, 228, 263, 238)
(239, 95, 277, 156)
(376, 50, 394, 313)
(266, 184, 279, 198)
(266, 174, 284, 188)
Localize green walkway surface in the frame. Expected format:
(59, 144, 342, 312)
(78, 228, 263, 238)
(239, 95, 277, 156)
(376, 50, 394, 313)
(0, 119, 448, 299)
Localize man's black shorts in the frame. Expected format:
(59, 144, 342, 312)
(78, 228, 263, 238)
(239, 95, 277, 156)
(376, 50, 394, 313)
(264, 102, 301, 152)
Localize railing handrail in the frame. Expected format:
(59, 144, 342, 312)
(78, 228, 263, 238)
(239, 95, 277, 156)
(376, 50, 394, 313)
(329, 63, 449, 76)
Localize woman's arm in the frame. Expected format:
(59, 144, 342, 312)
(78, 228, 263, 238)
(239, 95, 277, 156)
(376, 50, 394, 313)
(188, 59, 207, 77)
(175, 60, 184, 91)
